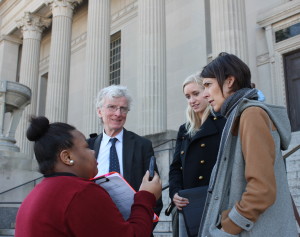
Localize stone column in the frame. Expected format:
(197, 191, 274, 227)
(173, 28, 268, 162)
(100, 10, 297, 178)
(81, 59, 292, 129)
(15, 12, 51, 157)
(44, 0, 82, 122)
(264, 25, 276, 103)
(137, 0, 167, 136)
(0, 36, 22, 82)
(82, 0, 110, 136)
(210, 0, 248, 62)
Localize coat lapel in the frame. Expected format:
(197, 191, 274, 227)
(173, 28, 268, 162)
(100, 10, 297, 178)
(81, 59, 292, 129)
(190, 117, 219, 143)
(122, 129, 135, 181)
(93, 133, 103, 159)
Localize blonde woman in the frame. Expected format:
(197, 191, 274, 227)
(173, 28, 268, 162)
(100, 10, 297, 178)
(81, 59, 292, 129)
(169, 74, 226, 237)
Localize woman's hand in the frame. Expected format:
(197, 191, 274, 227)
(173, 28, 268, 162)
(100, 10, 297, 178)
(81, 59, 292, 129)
(139, 171, 162, 200)
(173, 193, 189, 210)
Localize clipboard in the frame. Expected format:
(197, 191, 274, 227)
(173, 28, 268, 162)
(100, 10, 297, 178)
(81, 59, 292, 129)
(92, 172, 159, 222)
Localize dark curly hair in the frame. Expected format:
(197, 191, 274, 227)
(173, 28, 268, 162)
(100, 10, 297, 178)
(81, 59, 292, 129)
(27, 116, 76, 175)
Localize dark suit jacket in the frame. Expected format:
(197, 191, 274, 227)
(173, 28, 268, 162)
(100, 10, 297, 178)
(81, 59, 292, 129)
(87, 128, 163, 220)
(169, 114, 226, 200)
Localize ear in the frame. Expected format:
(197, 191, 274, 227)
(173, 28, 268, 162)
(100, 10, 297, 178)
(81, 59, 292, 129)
(227, 76, 235, 88)
(59, 149, 72, 166)
(97, 108, 102, 118)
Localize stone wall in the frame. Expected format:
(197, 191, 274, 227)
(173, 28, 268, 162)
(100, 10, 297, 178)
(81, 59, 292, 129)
(285, 132, 300, 232)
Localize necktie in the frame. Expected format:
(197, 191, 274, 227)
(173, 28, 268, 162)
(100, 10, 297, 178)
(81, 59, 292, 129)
(109, 138, 120, 173)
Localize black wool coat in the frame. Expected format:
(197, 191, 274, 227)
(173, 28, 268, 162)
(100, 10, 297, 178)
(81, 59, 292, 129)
(169, 114, 226, 200)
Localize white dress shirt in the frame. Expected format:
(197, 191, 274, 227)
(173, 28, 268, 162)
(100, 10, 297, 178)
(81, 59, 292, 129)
(95, 129, 124, 177)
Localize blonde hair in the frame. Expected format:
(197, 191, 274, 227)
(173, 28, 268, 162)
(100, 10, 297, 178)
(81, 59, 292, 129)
(183, 74, 211, 137)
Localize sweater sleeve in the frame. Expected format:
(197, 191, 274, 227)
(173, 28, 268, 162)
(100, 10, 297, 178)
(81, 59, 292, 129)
(65, 183, 156, 237)
(221, 107, 276, 234)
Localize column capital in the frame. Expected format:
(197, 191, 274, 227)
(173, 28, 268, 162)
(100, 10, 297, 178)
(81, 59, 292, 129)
(16, 12, 51, 40)
(44, 0, 82, 18)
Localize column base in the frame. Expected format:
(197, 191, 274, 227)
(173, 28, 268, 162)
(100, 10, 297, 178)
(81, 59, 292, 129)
(0, 136, 20, 152)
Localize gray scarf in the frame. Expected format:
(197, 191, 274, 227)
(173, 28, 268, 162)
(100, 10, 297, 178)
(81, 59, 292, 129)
(221, 88, 258, 118)
(211, 88, 258, 189)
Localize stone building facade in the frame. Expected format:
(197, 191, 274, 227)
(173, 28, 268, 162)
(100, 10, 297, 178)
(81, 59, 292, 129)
(0, 0, 299, 235)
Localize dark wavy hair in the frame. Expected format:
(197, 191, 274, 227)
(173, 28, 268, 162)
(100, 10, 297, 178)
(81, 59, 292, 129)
(200, 52, 251, 92)
(26, 116, 76, 175)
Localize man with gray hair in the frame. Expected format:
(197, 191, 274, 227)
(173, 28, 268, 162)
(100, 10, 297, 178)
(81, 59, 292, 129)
(87, 85, 163, 234)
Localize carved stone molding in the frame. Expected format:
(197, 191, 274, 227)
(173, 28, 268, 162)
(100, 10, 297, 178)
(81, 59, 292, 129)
(257, 0, 300, 27)
(112, 1, 137, 21)
(5, 81, 31, 99)
(44, 0, 83, 18)
(111, 1, 138, 33)
(274, 34, 300, 53)
(0, 80, 31, 152)
(256, 53, 270, 66)
(0, 35, 22, 45)
(273, 14, 300, 31)
(0, 80, 31, 99)
(71, 32, 87, 54)
(16, 12, 51, 40)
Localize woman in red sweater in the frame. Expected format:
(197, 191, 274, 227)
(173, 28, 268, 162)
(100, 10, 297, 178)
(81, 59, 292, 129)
(15, 116, 161, 237)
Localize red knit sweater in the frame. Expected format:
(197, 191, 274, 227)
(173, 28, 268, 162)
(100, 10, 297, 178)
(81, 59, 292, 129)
(15, 175, 155, 237)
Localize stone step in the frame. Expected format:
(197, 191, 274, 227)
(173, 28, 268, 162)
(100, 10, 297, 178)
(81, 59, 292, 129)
(153, 233, 173, 237)
(153, 220, 173, 236)
(0, 207, 18, 230)
(0, 207, 173, 236)
(0, 229, 173, 237)
(0, 229, 15, 236)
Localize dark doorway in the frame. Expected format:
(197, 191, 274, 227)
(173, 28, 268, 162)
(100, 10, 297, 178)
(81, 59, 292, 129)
(284, 49, 300, 132)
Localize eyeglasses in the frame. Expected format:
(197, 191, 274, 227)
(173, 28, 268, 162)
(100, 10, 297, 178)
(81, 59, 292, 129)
(105, 105, 129, 114)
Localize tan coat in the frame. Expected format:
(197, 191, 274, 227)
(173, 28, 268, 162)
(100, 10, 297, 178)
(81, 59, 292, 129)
(199, 99, 298, 237)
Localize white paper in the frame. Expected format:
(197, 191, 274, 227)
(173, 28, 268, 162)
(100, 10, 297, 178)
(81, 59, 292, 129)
(93, 172, 158, 222)
(93, 172, 134, 220)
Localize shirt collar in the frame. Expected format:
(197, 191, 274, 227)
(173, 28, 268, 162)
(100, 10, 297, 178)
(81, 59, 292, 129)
(102, 129, 123, 145)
